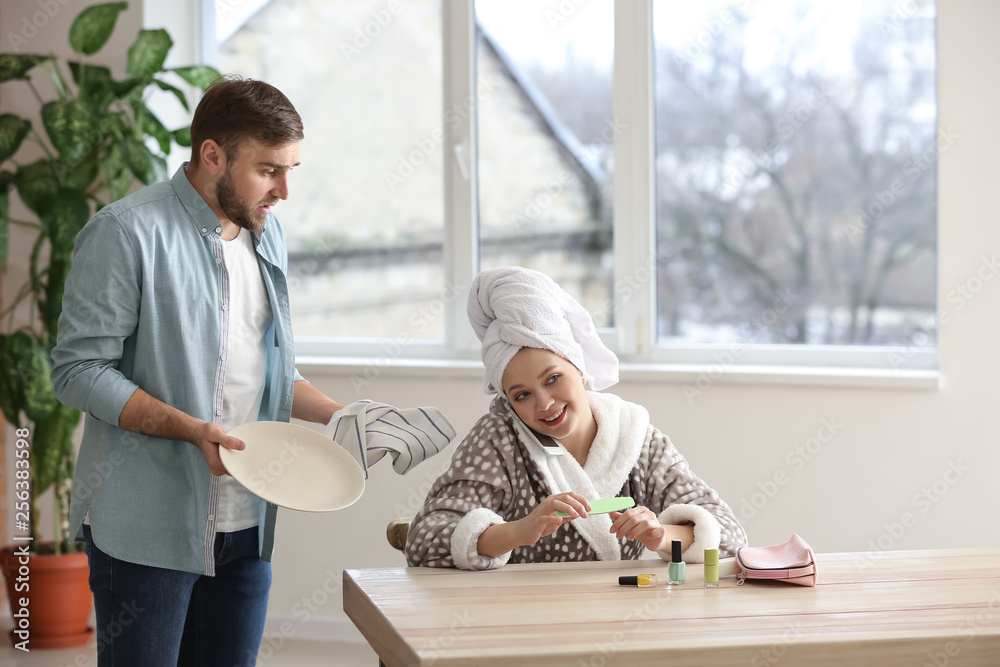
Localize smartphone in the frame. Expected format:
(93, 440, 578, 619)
(504, 401, 565, 455)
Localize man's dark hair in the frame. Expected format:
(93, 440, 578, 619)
(189, 75, 303, 166)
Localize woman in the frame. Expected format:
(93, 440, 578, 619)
(405, 267, 747, 570)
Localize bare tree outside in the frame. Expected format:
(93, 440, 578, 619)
(653, 0, 937, 346)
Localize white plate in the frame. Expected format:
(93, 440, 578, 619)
(220, 421, 365, 512)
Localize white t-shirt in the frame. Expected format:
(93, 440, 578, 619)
(216, 229, 272, 532)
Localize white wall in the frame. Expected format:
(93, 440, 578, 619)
(3, 0, 998, 645)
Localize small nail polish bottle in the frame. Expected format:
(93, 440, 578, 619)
(668, 539, 686, 585)
(618, 574, 657, 587)
(704, 548, 719, 588)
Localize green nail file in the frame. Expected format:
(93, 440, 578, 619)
(555, 497, 635, 517)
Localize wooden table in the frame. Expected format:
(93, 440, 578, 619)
(344, 548, 1000, 666)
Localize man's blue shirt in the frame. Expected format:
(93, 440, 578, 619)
(52, 165, 302, 575)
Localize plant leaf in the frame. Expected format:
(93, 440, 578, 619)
(33, 402, 80, 495)
(120, 136, 167, 185)
(0, 171, 12, 267)
(0, 54, 51, 83)
(41, 187, 90, 255)
(68, 61, 115, 107)
(137, 105, 172, 153)
(41, 99, 94, 163)
(111, 76, 147, 102)
(15, 160, 60, 217)
(126, 29, 173, 77)
(21, 346, 58, 423)
(172, 126, 191, 147)
(170, 65, 220, 90)
(0, 331, 33, 425)
(0, 189, 9, 270)
(69, 2, 129, 55)
(37, 190, 76, 343)
(0, 336, 15, 422)
(68, 61, 113, 87)
(100, 141, 132, 201)
(56, 151, 101, 191)
(0, 114, 31, 164)
(153, 78, 189, 112)
(38, 59, 69, 101)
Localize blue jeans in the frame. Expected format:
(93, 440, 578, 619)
(83, 524, 271, 667)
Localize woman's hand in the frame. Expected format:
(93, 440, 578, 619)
(514, 492, 592, 547)
(477, 492, 592, 558)
(609, 506, 669, 552)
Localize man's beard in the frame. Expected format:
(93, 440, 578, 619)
(216, 167, 277, 233)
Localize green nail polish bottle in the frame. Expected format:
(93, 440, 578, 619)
(668, 539, 686, 585)
(704, 548, 719, 588)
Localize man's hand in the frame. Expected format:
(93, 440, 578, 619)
(191, 421, 245, 476)
(118, 389, 248, 476)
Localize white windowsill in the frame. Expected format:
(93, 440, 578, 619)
(296, 356, 940, 390)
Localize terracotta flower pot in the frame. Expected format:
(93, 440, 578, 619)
(2, 546, 94, 649)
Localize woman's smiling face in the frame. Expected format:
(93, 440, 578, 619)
(501, 347, 592, 443)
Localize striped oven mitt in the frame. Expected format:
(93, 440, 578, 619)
(323, 400, 456, 478)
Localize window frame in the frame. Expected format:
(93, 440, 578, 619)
(210, 0, 939, 383)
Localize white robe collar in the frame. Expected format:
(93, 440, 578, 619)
(505, 392, 649, 561)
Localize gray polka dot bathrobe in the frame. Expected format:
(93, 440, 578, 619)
(405, 391, 748, 570)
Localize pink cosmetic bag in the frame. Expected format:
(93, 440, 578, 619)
(734, 534, 818, 586)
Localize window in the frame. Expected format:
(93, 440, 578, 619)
(653, 0, 937, 348)
(218, 0, 447, 340)
(475, 0, 615, 326)
(213, 0, 938, 373)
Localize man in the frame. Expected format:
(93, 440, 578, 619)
(51, 76, 342, 666)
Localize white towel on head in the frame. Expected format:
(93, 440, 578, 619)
(323, 401, 455, 478)
(467, 266, 619, 395)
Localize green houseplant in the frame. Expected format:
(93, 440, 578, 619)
(0, 1, 218, 648)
